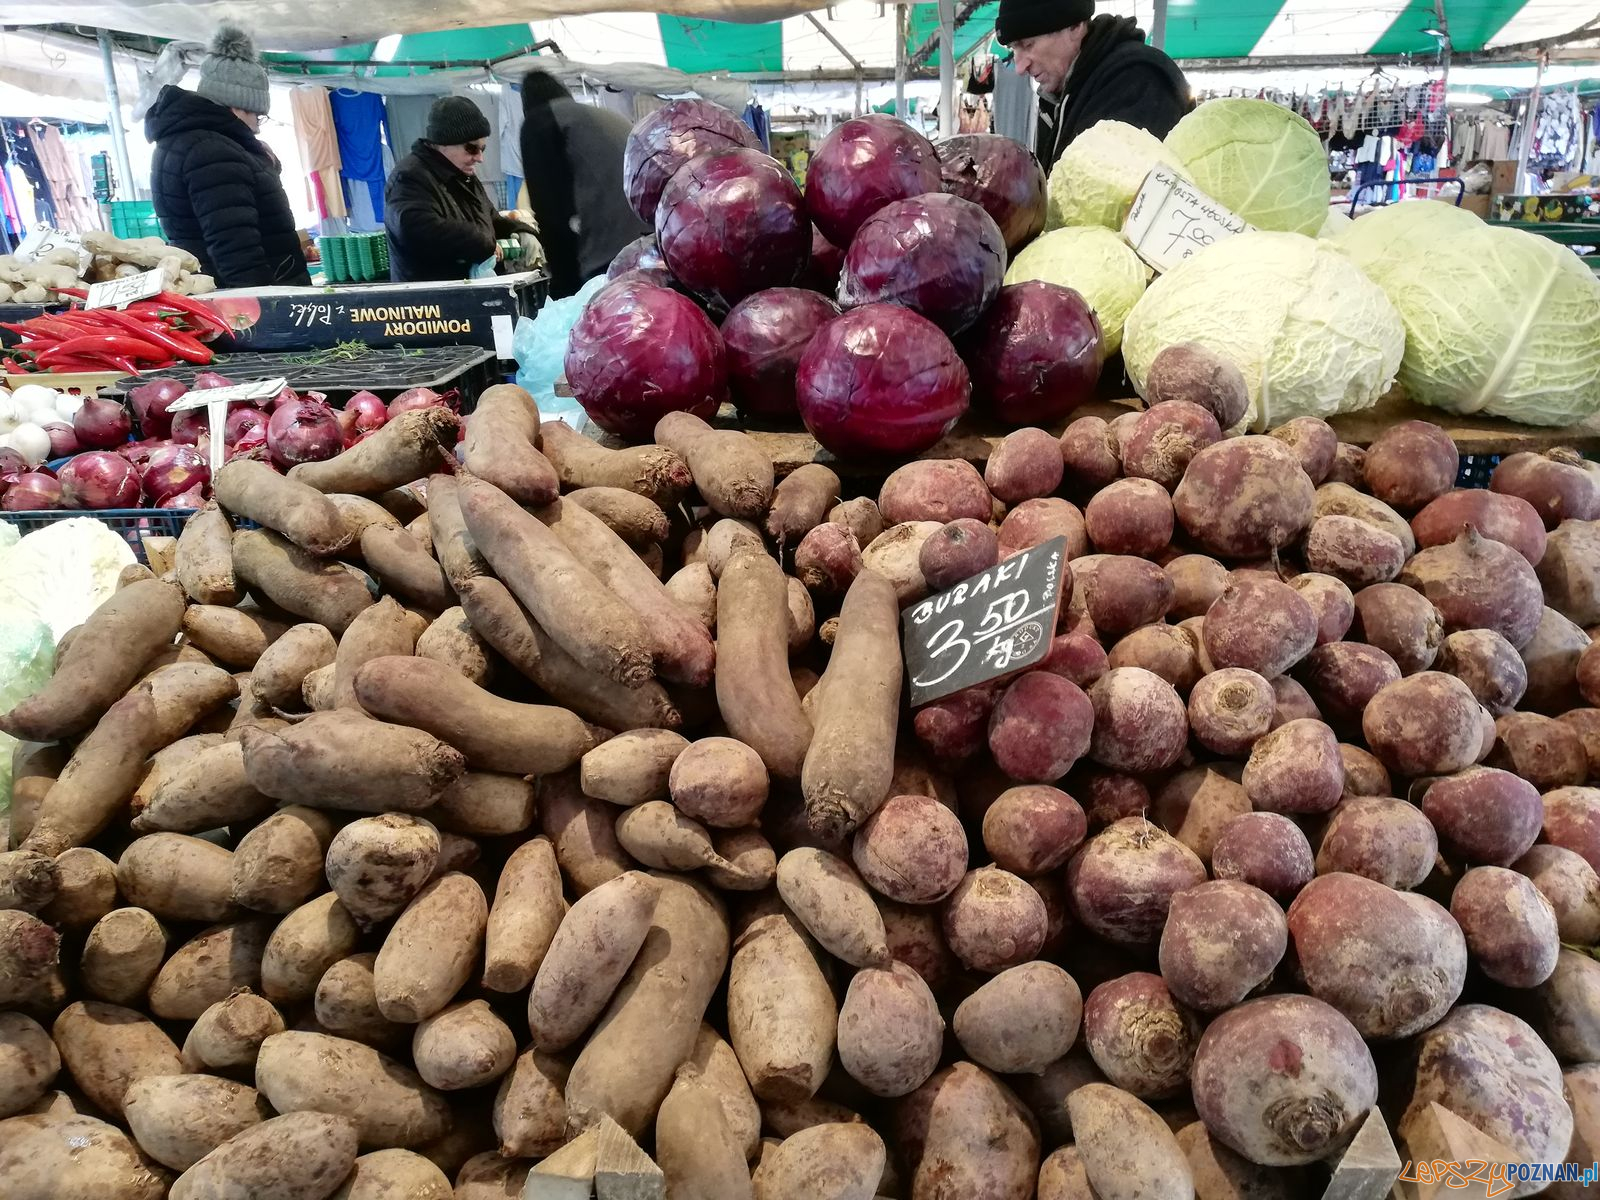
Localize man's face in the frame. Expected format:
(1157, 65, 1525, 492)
(1009, 23, 1089, 93)
(437, 139, 487, 174)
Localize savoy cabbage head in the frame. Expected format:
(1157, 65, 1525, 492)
(1337, 202, 1600, 426)
(1165, 99, 1331, 237)
(1045, 120, 1180, 232)
(1122, 231, 1405, 430)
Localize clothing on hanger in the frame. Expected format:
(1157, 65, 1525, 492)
(291, 86, 343, 174)
(33, 122, 96, 232)
(497, 84, 525, 179)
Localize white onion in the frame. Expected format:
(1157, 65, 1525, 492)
(0, 394, 18, 436)
(11, 384, 59, 412)
(8, 422, 53, 468)
(53, 391, 86, 419)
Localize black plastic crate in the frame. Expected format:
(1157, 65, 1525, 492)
(103, 345, 499, 415)
(1456, 454, 1501, 490)
(0, 508, 193, 564)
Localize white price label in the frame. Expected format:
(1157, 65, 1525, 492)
(1122, 168, 1253, 274)
(14, 224, 91, 275)
(86, 269, 166, 311)
(168, 378, 286, 476)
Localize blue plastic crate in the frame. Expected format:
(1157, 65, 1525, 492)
(0, 508, 194, 564)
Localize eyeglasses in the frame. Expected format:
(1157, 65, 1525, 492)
(463, 142, 487, 155)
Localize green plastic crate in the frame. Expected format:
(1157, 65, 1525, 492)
(108, 200, 163, 240)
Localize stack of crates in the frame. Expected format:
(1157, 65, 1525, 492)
(107, 200, 164, 240)
(320, 234, 391, 284)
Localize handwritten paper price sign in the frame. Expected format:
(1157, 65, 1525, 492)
(902, 536, 1068, 708)
(86, 269, 166, 311)
(1123, 168, 1254, 274)
(167, 378, 286, 474)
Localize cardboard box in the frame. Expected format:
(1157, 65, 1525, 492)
(1460, 194, 1492, 218)
(199, 271, 548, 358)
(1489, 160, 1521, 196)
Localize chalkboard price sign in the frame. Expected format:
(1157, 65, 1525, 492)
(902, 536, 1069, 709)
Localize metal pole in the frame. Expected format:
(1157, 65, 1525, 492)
(894, 2, 908, 118)
(938, 0, 956, 138)
(804, 12, 867, 117)
(1514, 52, 1546, 193)
(98, 29, 135, 202)
(1151, 0, 1169, 51)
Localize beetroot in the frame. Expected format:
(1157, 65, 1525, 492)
(1065, 817, 1205, 947)
(1303, 514, 1404, 587)
(1158, 881, 1286, 1012)
(1107, 624, 1202, 694)
(916, 519, 998, 592)
(1296, 642, 1401, 725)
(997, 497, 1088, 560)
(1541, 786, 1600, 874)
(1313, 797, 1437, 889)
(1187, 667, 1275, 757)
(1072, 768, 1152, 830)
(1514, 845, 1600, 946)
(1490, 448, 1600, 529)
(1190, 994, 1377, 1166)
(853, 793, 969, 904)
(1538, 520, 1600, 630)
(984, 427, 1065, 505)
(1314, 482, 1416, 556)
(1202, 577, 1317, 679)
(1288, 573, 1354, 646)
(941, 866, 1048, 973)
(1082, 973, 1200, 1100)
(1362, 672, 1485, 778)
(879, 459, 992, 526)
(982, 785, 1087, 876)
(1270, 675, 1322, 728)
(1326, 443, 1366, 487)
(1491, 715, 1589, 792)
(1520, 607, 1591, 714)
(1120, 401, 1221, 491)
(1581, 643, 1600, 708)
(1166, 554, 1229, 620)
(1451, 866, 1560, 988)
(1083, 478, 1173, 558)
(1266, 417, 1337, 484)
(962, 283, 1102, 426)
(1038, 633, 1108, 689)
(1173, 436, 1314, 559)
(1399, 528, 1545, 650)
(1350, 583, 1443, 674)
(1287, 872, 1466, 1038)
(1058, 416, 1121, 498)
(1211, 813, 1313, 902)
(1435, 628, 1529, 715)
(1421, 767, 1542, 867)
(1085, 557, 1172, 638)
(1242, 718, 1344, 815)
(987, 673, 1092, 784)
(1339, 744, 1392, 797)
(1363, 420, 1458, 511)
(1143, 343, 1248, 429)
(1087, 668, 1188, 774)
(1411, 488, 1547, 566)
(881, 902, 959, 993)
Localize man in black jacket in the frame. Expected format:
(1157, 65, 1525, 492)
(385, 97, 534, 282)
(146, 25, 311, 288)
(998, 0, 1191, 169)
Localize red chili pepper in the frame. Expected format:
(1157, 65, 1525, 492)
(96, 308, 212, 364)
(36, 334, 172, 369)
(150, 291, 231, 338)
(53, 285, 88, 299)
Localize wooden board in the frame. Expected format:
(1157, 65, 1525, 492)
(596, 393, 1600, 478)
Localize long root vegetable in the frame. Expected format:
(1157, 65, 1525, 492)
(461, 384, 559, 505)
(289, 408, 457, 494)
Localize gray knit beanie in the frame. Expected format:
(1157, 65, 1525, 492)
(197, 24, 271, 116)
(427, 96, 492, 146)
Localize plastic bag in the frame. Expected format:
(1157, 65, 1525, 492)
(513, 273, 610, 428)
(0, 607, 55, 814)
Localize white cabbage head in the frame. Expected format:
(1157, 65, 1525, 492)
(1123, 231, 1405, 430)
(1336, 202, 1600, 425)
(1165, 98, 1331, 236)
(1045, 120, 1180, 232)
(1003, 225, 1151, 354)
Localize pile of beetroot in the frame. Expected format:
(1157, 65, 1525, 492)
(0, 379, 457, 515)
(567, 100, 1104, 454)
(790, 359, 1600, 1190)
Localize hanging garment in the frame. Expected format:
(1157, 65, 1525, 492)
(991, 60, 1038, 152)
(330, 89, 386, 183)
(742, 103, 771, 152)
(1481, 122, 1513, 162)
(5, 121, 55, 227)
(34, 123, 96, 232)
(452, 90, 503, 184)
(383, 94, 437, 163)
(498, 84, 525, 179)
(291, 86, 343, 175)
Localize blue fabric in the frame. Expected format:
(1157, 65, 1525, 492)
(742, 103, 771, 153)
(346, 176, 383, 231)
(330, 88, 387, 182)
(505, 173, 522, 208)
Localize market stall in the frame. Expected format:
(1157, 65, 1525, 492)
(6, 9, 1600, 1200)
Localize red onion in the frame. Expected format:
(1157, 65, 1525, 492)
(0, 448, 24, 478)
(59, 452, 141, 509)
(191, 371, 234, 392)
(0, 471, 62, 511)
(118, 439, 167, 475)
(337, 390, 389, 447)
(387, 386, 449, 418)
(228, 425, 269, 461)
(42, 423, 80, 458)
(171, 407, 210, 445)
(267, 398, 343, 468)
(159, 483, 206, 509)
(267, 386, 300, 411)
(73, 395, 133, 450)
(142, 444, 209, 505)
(128, 378, 187, 438)
(225, 406, 266, 446)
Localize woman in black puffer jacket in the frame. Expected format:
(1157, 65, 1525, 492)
(145, 25, 310, 288)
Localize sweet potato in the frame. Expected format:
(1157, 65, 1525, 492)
(354, 522, 452, 613)
(775, 847, 888, 968)
(566, 874, 729, 1135)
(231, 805, 335, 913)
(181, 991, 285, 1074)
(718, 550, 813, 778)
(566, 485, 671, 546)
(456, 383, 557, 505)
(176, 501, 239, 604)
(726, 896, 836, 1106)
(178, 605, 286, 670)
(231, 528, 375, 634)
(0, 1012, 58, 1119)
(1062, 1083, 1191, 1200)
(115, 832, 236, 922)
(79, 906, 166, 1006)
(167, 1109, 358, 1199)
(314, 953, 406, 1049)
(123, 1073, 271, 1172)
(52, 1000, 182, 1119)
(1451, 866, 1559, 988)
(330, 1150, 451, 1200)
(1287, 872, 1466, 1038)
(826, 495, 884, 547)
(453, 1152, 529, 1198)
(492, 1048, 568, 1158)
(0, 1113, 168, 1200)
(1191, 994, 1376, 1166)
(657, 1072, 754, 1199)
(215, 458, 351, 555)
(657, 410, 775, 519)
(900, 1063, 1039, 1200)
(409, 1000, 515, 1092)
(753, 1123, 885, 1200)
(241, 709, 464, 813)
(538, 770, 632, 895)
(250, 622, 337, 712)
(851, 792, 967, 904)
(955, 961, 1082, 1076)
(539, 418, 691, 503)
(373, 873, 487, 1023)
(615, 800, 726, 871)
(257, 1030, 451, 1150)
(289, 408, 456, 495)
(1153, 766, 1250, 865)
(766, 462, 841, 544)
(37, 847, 114, 929)
(148, 917, 272, 1019)
(1314, 797, 1437, 889)
(704, 518, 766, 578)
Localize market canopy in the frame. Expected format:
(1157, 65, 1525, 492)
(7, 0, 1599, 61)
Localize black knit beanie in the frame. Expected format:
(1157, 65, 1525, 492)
(996, 0, 1094, 45)
(426, 96, 492, 145)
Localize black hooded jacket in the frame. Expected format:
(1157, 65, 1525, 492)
(145, 85, 311, 288)
(385, 140, 528, 282)
(1037, 16, 1192, 168)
